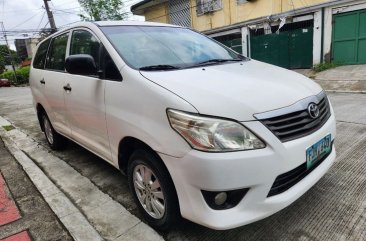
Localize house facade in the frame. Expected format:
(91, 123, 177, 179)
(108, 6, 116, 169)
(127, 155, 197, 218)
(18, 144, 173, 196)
(131, 0, 366, 69)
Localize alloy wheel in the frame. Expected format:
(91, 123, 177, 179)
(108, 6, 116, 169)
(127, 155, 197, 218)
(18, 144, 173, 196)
(133, 164, 166, 219)
(44, 117, 54, 145)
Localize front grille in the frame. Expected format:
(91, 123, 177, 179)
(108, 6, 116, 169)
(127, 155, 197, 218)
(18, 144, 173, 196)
(260, 97, 331, 142)
(267, 141, 333, 197)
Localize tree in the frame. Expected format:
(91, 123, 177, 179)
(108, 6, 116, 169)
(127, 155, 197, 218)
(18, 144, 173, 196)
(78, 0, 129, 21)
(0, 45, 20, 74)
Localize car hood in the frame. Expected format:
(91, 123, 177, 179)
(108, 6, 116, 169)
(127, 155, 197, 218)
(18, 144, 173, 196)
(140, 60, 323, 121)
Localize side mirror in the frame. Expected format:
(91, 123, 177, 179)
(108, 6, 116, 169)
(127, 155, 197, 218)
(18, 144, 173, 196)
(65, 54, 97, 76)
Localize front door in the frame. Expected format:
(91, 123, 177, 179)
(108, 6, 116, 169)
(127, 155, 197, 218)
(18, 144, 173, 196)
(64, 29, 111, 161)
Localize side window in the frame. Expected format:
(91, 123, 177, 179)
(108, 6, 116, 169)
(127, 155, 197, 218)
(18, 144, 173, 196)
(70, 30, 100, 68)
(33, 39, 51, 69)
(100, 48, 122, 81)
(46, 33, 69, 71)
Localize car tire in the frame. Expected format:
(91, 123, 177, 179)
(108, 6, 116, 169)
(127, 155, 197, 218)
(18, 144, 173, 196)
(128, 149, 180, 231)
(42, 113, 67, 150)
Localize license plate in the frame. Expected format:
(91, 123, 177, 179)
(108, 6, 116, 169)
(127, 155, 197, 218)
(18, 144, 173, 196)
(306, 134, 332, 169)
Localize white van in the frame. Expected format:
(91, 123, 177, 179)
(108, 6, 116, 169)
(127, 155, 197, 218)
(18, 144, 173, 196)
(30, 21, 336, 230)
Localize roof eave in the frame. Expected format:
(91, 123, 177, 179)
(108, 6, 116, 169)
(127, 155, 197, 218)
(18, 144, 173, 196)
(131, 0, 167, 15)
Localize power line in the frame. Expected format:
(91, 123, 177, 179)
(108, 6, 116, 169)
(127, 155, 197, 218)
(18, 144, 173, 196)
(51, 0, 80, 8)
(36, 12, 47, 32)
(9, 12, 42, 30)
(50, 1, 70, 23)
(2, 8, 43, 13)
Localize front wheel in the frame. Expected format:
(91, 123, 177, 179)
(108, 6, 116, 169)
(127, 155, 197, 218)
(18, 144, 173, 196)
(42, 113, 67, 150)
(128, 149, 180, 231)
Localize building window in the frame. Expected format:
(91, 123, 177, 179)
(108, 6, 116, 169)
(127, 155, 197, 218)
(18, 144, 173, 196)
(196, 0, 222, 16)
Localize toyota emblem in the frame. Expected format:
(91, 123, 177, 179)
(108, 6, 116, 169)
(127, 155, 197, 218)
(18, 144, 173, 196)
(308, 103, 320, 119)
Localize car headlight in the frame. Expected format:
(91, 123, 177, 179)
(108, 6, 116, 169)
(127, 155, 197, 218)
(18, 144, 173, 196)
(167, 109, 265, 152)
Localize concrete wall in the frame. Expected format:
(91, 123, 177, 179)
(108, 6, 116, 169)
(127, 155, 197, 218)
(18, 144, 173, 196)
(144, 2, 169, 23)
(141, 0, 332, 32)
(313, 10, 322, 65)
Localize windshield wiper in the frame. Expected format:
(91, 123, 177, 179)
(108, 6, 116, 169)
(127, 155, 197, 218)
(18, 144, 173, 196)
(139, 65, 180, 71)
(193, 58, 243, 67)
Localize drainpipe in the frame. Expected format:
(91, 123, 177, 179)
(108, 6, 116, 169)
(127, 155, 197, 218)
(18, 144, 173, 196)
(320, 7, 325, 63)
(246, 34, 250, 58)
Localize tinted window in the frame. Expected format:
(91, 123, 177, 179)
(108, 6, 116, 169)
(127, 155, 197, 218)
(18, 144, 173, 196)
(33, 39, 51, 69)
(46, 32, 69, 71)
(70, 30, 100, 67)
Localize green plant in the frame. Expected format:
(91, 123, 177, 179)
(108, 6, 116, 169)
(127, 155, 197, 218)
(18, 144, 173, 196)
(312, 62, 341, 73)
(0, 66, 30, 85)
(2, 125, 15, 131)
(0, 45, 21, 73)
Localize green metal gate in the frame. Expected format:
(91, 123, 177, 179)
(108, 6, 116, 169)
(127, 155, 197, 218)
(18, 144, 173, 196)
(213, 33, 243, 54)
(332, 10, 366, 64)
(250, 27, 313, 69)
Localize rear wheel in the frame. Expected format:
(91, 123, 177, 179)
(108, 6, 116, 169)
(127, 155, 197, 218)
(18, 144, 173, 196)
(42, 113, 67, 150)
(128, 149, 180, 231)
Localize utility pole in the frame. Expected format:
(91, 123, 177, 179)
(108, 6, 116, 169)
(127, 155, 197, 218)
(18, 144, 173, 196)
(0, 22, 18, 82)
(43, 0, 57, 32)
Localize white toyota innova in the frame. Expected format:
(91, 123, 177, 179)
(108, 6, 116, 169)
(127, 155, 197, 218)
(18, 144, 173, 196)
(30, 21, 336, 231)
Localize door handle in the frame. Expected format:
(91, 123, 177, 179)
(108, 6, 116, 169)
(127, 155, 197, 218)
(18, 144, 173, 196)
(40, 79, 45, 85)
(63, 83, 72, 92)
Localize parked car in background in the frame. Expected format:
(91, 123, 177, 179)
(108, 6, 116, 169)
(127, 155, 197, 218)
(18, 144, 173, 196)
(29, 21, 336, 231)
(0, 79, 10, 87)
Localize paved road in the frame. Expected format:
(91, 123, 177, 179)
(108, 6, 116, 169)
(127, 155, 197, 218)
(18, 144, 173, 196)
(0, 87, 366, 241)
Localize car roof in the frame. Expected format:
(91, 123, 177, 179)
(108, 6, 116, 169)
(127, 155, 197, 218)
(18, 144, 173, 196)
(36, 21, 182, 47)
(94, 21, 178, 27)
(58, 21, 179, 31)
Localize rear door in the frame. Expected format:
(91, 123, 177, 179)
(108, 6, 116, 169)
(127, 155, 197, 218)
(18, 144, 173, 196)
(30, 38, 51, 108)
(64, 28, 112, 161)
(43, 32, 71, 137)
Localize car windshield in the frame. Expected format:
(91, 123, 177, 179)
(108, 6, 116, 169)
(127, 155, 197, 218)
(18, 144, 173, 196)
(100, 25, 243, 70)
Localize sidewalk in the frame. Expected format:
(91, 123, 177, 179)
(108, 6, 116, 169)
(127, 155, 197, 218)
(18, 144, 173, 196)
(294, 64, 366, 93)
(0, 138, 72, 241)
(0, 115, 164, 241)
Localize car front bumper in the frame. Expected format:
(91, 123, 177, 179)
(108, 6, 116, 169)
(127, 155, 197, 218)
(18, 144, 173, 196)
(160, 113, 336, 230)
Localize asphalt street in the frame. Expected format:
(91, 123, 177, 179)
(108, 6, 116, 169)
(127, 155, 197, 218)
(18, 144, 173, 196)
(0, 87, 365, 241)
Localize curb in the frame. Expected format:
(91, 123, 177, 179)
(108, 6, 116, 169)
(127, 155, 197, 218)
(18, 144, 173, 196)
(325, 90, 366, 94)
(0, 117, 103, 241)
(0, 116, 164, 241)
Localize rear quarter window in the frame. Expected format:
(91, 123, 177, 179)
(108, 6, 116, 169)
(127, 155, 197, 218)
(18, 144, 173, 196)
(33, 39, 51, 69)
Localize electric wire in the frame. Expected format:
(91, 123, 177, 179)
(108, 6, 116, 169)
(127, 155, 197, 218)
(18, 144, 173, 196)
(8, 11, 42, 30)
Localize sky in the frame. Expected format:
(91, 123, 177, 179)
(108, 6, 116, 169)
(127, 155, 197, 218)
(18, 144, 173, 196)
(0, 0, 143, 50)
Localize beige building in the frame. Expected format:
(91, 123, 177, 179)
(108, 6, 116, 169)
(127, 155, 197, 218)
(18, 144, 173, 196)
(14, 38, 40, 60)
(131, 0, 366, 69)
